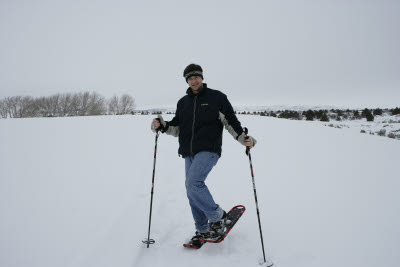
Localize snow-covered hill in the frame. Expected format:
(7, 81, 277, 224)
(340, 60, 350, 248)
(1, 115, 399, 267)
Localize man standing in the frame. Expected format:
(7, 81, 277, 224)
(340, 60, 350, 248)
(151, 63, 256, 247)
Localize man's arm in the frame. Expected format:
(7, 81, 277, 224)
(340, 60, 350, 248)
(219, 94, 243, 139)
(219, 94, 257, 148)
(151, 102, 180, 137)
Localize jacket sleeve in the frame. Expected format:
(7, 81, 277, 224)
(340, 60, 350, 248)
(163, 102, 180, 137)
(218, 94, 243, 139)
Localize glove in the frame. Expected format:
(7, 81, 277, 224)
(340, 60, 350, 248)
(237, 132, 257, 148)
(151, 115, 166, 133)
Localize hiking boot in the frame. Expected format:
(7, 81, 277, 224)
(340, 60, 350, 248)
(188, 231, 209, 248)
(209, 211, 231, 237)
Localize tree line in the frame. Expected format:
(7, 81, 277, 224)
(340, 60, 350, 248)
(238, 107, 400, 122)
(0, 92, 135, 118)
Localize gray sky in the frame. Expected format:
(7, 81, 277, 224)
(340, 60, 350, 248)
(1, 0, 399, 108)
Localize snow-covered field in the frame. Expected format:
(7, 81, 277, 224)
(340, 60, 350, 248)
(1, 115, 399, 267)
(320, 115, 400, 140)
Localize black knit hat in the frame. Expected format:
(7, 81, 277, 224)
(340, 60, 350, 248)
(183, 64, 203, 82)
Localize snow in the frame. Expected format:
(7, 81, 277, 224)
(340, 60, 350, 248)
(0, 115, 399, 267)
(319, 114, 400, 139)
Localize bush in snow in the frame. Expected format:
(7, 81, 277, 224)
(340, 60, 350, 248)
(320, 113, 329, 122)
(373, 108, 383, 116)
(353, 110, 361, 119)
(391, 107, 400, 115)
(376, 129, 386, 136)
(305, 109, 315, 121)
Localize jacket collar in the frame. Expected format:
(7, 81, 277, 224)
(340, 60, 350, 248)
(186, 83, 208, 97)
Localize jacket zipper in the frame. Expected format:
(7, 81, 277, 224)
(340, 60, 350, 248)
(190, 96, 197, 156)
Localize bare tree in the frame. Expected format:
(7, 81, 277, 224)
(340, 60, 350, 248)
(49, 94, 61, 116)
(78, 92, 91, 116)
(19, 96, 38, 118)
(1, 91, 132, 118)
(120, 94, 135, 114)
(35, 96, 53, 117)
(0, 99, 8, 118)
(108, 95, 120, 115)
(59, 93, 72, 117)
(87, 92, 106, 115)
(5, 96, 22, 118)
(69, 93, 81, 116)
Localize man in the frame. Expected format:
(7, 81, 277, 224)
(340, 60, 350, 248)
(151, 63, 256, 247)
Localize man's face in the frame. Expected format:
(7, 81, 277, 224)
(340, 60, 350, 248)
(187, 76, 203, 93)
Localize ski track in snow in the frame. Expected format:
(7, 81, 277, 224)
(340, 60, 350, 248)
(0, 115, 399, 267)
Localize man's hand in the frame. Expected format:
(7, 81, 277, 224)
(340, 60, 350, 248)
(244, 134, 254, 148)
(151, 115, 166, 133)
(237, 132, 257, 148)
(152, 118, 161, 130)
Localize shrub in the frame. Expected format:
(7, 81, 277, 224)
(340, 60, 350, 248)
(391, 107, 400, 115)
(360, 130, 366, 133)
(305, 109, 315, 121)
(376, 129, 386, 136)
(353, 110, 361, 119)
(373, 108, 383, 116)
(366, 112, 374, 121)
(320, 113, 329, 122)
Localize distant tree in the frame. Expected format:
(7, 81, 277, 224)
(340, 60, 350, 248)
(391, 107, 400, 115)
(373, 108, 383, 116)
(0, 99, 7, 118)
(4, 96, 19, 118)
(315, 110, 324, 119)
(87, 92, 106, 115)
(320, 113, 329, 122)
(305, 109, 315, 121)
(361, 108, 371, 118)
(108, 95, 120, 115)
(353, 110, 361, 119)
(0, 92, 135, 118)
(365, 110, 374, 121)
(19, 96, 38, 117)
(120, 94, 135, 114)
(278, 110, 299, 120)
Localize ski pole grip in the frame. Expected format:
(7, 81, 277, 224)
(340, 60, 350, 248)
(243, 127, 250, 155)
(155, 118, 162, 132)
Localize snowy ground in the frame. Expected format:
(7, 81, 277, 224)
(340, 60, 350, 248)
(320, 114, 400, 140)
(1, 115, 399, 267)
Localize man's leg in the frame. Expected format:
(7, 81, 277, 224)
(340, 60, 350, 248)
(185, 151, 224, 233)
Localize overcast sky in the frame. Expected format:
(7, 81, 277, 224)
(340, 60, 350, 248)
(1, 0, 399, 108)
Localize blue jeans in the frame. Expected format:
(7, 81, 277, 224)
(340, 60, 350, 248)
(185, 151, 224, 233)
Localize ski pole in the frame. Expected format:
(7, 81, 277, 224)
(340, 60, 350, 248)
(142, 123, 161, 248)
(244, 128, 273, 266)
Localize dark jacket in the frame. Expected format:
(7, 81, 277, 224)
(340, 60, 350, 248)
(164, 84, 243, 157)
